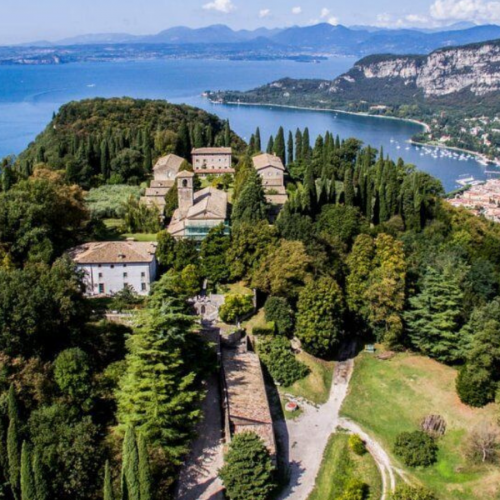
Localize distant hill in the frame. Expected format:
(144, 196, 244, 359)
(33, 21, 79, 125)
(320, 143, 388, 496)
(16, 23, 500, 58)
(210, 38, 500, 114)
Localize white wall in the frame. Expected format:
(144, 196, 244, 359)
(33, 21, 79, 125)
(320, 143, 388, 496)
(78, 260, 157, 297)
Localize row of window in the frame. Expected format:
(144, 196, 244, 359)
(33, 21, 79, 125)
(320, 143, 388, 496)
(97, 283, 147, 294)
(97, 272, 146, 279)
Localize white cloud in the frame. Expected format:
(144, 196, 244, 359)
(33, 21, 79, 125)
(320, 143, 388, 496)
(292, 6, 302, 14)
(259, 8, 271, 18)
(430, 0, 500, 22)
(321, 7, 331, 18)
(328, 16, 340, 25)
(202, 0, 236, 14)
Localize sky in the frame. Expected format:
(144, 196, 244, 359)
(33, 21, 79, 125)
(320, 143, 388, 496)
(0, 0, 499, 44)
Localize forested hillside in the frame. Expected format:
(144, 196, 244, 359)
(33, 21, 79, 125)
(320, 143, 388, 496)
(1, 110, 500, 498)
(17, 98, 245, 188)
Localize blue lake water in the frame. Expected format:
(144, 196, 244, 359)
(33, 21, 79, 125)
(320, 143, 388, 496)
(0, 58, 493, 191)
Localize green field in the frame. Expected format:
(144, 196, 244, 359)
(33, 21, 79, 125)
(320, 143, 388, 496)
(281, 351, 334, 405)
(341, 352, 500, 499)
(309, 432, 382, 500)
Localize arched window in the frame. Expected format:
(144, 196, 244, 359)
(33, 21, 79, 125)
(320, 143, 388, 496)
(182, 179, 188, 188)
(201, 305, 206, 315)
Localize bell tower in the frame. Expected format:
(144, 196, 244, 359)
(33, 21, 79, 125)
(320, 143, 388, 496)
(177, 170, 195, 216)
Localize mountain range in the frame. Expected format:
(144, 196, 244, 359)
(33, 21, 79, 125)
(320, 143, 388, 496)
(16, 23, 500, 57)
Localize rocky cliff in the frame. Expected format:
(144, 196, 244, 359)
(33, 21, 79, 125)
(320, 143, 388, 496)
(342, 40, 500, 97)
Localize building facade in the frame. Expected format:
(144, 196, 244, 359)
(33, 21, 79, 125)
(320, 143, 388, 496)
(252, 153, 288, 207)
(141, 154, 184, 210)
(192, 147, 234, 176)
(168, 171, 229, 240)
(69, 241, 158, 297)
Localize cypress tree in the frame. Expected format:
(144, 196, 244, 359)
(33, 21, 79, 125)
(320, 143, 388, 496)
(302, 128, 311, 161)
(121, 426, 140, 500)
(248, 134, 256, 155)
(7, 385, 20, 500)
(177, 121, 191, 159)
(287, 131, 294, 165)
(255, 127, 262, 152)
(274, 127, 286, 165)
(266, 136, 274, 154)
(232, 169, 268, 226)
(193, 123, 205, 148)
(20, 442, 36, 500)
(295, 129, 303, 162)
(104, 460, 115, 500)
(138, 435, 153, 500)
(205, 125, 213, 146)
(223, 120, 231, 147)
(344, 168, 355, 206)
(33, 449, 48, 500)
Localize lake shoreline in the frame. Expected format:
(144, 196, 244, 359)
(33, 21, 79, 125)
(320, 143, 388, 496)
(215, 99, 432, 133)
(215, 100, 500, 166)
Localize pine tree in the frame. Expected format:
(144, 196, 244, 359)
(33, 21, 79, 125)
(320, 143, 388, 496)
(104, 460, 115, 500)
(232, 169, 268, 226)
(273, 127, 286, 165)
(405, 265, 465, 363)
(116, 307, 202, 466)
(7, 385, 20, 500)
(287, 131, 294, 165)
(121, 426, 140, 500)
(20, 442, 36, 500)
(32, 449, 48, 500)
(138, 435, 153, 500)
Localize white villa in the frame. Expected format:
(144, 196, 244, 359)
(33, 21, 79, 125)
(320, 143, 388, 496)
(192, 147, 234, 176)
(168, 170, 229, 240)
(69, 241, 158, 296)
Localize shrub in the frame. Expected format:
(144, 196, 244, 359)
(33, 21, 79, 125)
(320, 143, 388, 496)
(219, 294, 254, 324)
(264, 296, 294, 336)
(464, 422, 500, 464)
(219, 432, 276, 500)
(393, 431, 438, 467)
(85, 185, 141, 219)
(456, 365, 497, 408)
(339, 478, 368, 500)
(257, 336, 309, 386)
(54, 348, 92, 401)
(348, 434, 367, 456)
(390, 485, 437, 500)
(252, 326, 275, 336)
(110, 285, 143, 311)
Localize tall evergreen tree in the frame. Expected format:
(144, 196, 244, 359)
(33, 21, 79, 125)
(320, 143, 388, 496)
(177, 121, 191, 159)
(223, 120, 231, 147)
(33, 449, 48, 500)
(405, 265, 465, 363)
(232, 170, 268, 226)
(344, 168, 355, 206)
(138, 435, 153, 500)
(7, 385, 20, 500)
(287, 131, 294, 165)
(302, 128, 311, 161)
(274, 127, 286, 165)
(266, 136, 274, 154)
(104, 460, 115, 500)
(121, 426, 140, 500)
(20, 442, 36, 500)
(295, 129, 303, 162)
(255, 127, 262, 152)
(117, 307, 202, 466)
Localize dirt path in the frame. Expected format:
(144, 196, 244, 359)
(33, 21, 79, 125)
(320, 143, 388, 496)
(276, 351, 402, 500)
(276, 357, 354, 500)
(175, 373, 224, 500)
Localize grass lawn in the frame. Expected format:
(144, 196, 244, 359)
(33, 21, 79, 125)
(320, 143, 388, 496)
(309, 432, 382, 500)
(102, 219, 158, 242)
(341, 352, 500, 499)
(281, 351, 335, 405)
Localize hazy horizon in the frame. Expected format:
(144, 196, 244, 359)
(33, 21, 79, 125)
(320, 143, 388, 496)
(0, 0, 498, 45)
